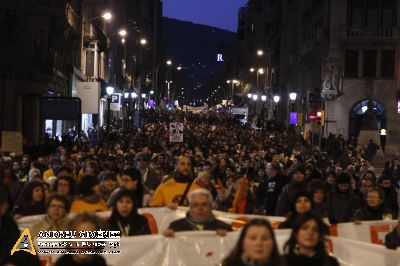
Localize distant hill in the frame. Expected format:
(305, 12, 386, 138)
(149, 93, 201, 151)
(162, 18, 236, 99)
(162, 17, 236, 69)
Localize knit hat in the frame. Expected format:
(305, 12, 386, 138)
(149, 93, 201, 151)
(336, 173, 351, 184)
(293, 165, 306, 175)
(289, 191, 313, 214)
(307, 179, 325, 193)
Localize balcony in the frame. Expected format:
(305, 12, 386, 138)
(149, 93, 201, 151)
(345, 26, 399, 39)
(84, 24, 97, 40)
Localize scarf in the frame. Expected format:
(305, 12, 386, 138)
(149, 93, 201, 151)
(185, 212, 215, 230)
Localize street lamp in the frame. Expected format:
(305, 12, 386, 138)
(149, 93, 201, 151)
(131, 92, 138, 98)
(289, 92, 297, 102)
(121, 38, 125, 44)
(166, 60, 172, 65)
(118, 29, 127, 37)
(101, 12, 112, 21)
(141, 93, 146, 98)
(261, 95, 267, 102)
(247, 93, 253, 99)
(250, 68, 255, 72)
(106, 86, 114, 134)
(124, 92, 129, 99)
(252, 94, 258, 101)
(140, 38, 147, 45)
(273, 95, 280, 121)
(289, 92, 297, 112)
(257, 49, 264, 56)
(150, 90, 154, 95)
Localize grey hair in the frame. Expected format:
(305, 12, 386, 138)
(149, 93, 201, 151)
(188, 188, 214, 206)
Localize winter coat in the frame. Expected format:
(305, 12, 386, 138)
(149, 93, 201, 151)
(275, 180, 307, 216)
(327, 189, 361, 224)
(257, 174, 288, 215)
(351, 205, 395, 221)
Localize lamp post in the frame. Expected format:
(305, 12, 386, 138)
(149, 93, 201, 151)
(106, 86, 114, 134)
(289, 92, 297, 111)
(227, 80, 239, 103)
(273, 95, 280, 121)
(250, 68, 264, 93)
(252, 94, 258, 115)
(261, 95, 267, 130)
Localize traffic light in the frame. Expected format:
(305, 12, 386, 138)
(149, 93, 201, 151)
(316, 111, 324, 126)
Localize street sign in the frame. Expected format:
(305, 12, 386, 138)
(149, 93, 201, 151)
(289, 112, 298, 125)
(169, 122, 184, 142)
(110, 94, 121, 111)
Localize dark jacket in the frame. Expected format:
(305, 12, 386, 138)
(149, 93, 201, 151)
(284, 253, 339, 266)
(275, 180, 307, 216)
(351, 205, 395, 221)
(381, 186, 399, 218)
(384, 227, 400, 250)
(0, 213, 41, 266)
(13, 200, 46, 217)
(257, 174, 288, 215)
(327, 189, 360, 224)
(108, 214, 151, 236)
(169, 213, 232, 232)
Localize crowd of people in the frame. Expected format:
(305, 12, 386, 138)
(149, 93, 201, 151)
(1, 109, 399, 266)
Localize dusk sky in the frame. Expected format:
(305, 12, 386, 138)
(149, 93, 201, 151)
(163, 0, 248, 32)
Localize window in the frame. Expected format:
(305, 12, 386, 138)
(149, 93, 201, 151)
(381, 50, 395, 78)
(366, 0, 379, 26)
(363, 49, 377, 77)
(348, 0, 363, 26)
(382, 0, 396, 26)
(85, 50, 95, 77)
(345, 50, 359, 77)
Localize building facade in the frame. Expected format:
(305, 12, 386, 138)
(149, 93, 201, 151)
(277, 0, 400, 153)
(0, 0, 162, 145)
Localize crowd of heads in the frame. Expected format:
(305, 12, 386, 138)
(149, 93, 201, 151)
(0, 109, 399, 265)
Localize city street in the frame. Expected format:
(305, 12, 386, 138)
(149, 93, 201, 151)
(0, 1, 399, 266)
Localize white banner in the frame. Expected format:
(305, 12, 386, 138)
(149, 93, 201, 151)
(76, 81, 100, 114)
(17, 208, 400, 266)
(183, 105, 208, 114)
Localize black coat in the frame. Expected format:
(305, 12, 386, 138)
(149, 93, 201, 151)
(257, 174, 288, 215)
(169, 215, 232, 232)
(284, 253, 339, 266)
(275, 180, 307, 216)
(327, 189, 360, 223)
(108, 215, 151, 236)
(0, 213, 41, 266)
(351, 205, 394, 221)
(384, 227, 400, 250)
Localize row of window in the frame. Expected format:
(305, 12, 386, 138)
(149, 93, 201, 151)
(344, 49, 395, 78)
(348, 0, 397, 27)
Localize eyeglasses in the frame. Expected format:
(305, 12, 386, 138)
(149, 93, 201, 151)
(49, 204, 66, 210)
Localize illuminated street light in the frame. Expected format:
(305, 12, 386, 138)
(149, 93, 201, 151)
(258, 68, 265, 74)
(124, 92, 129, 99)
(227, 80, 231, 84)
(233, 80, 238, 84)
(177, 66, 182, 70)
(261, 95, 267, 101)
(166, 60, 172, 65)
(247, 93, 253, 99)
(257, 50, 264, 56)
(273, 95, 280, 103)
(106, 86, 114, 95)
(150, 90, 154, 95)
(252, 94, 258, 101)
(102, 12, 112, 21)
(131, 92, 138, 98)
(121, 38, 125, 44)
(118, 29, 127, 37)
(289, 92, 297, 102)
(140, 38, 147, 45)
(250, 68, 255, 72)
(141, 93, 146, 98)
